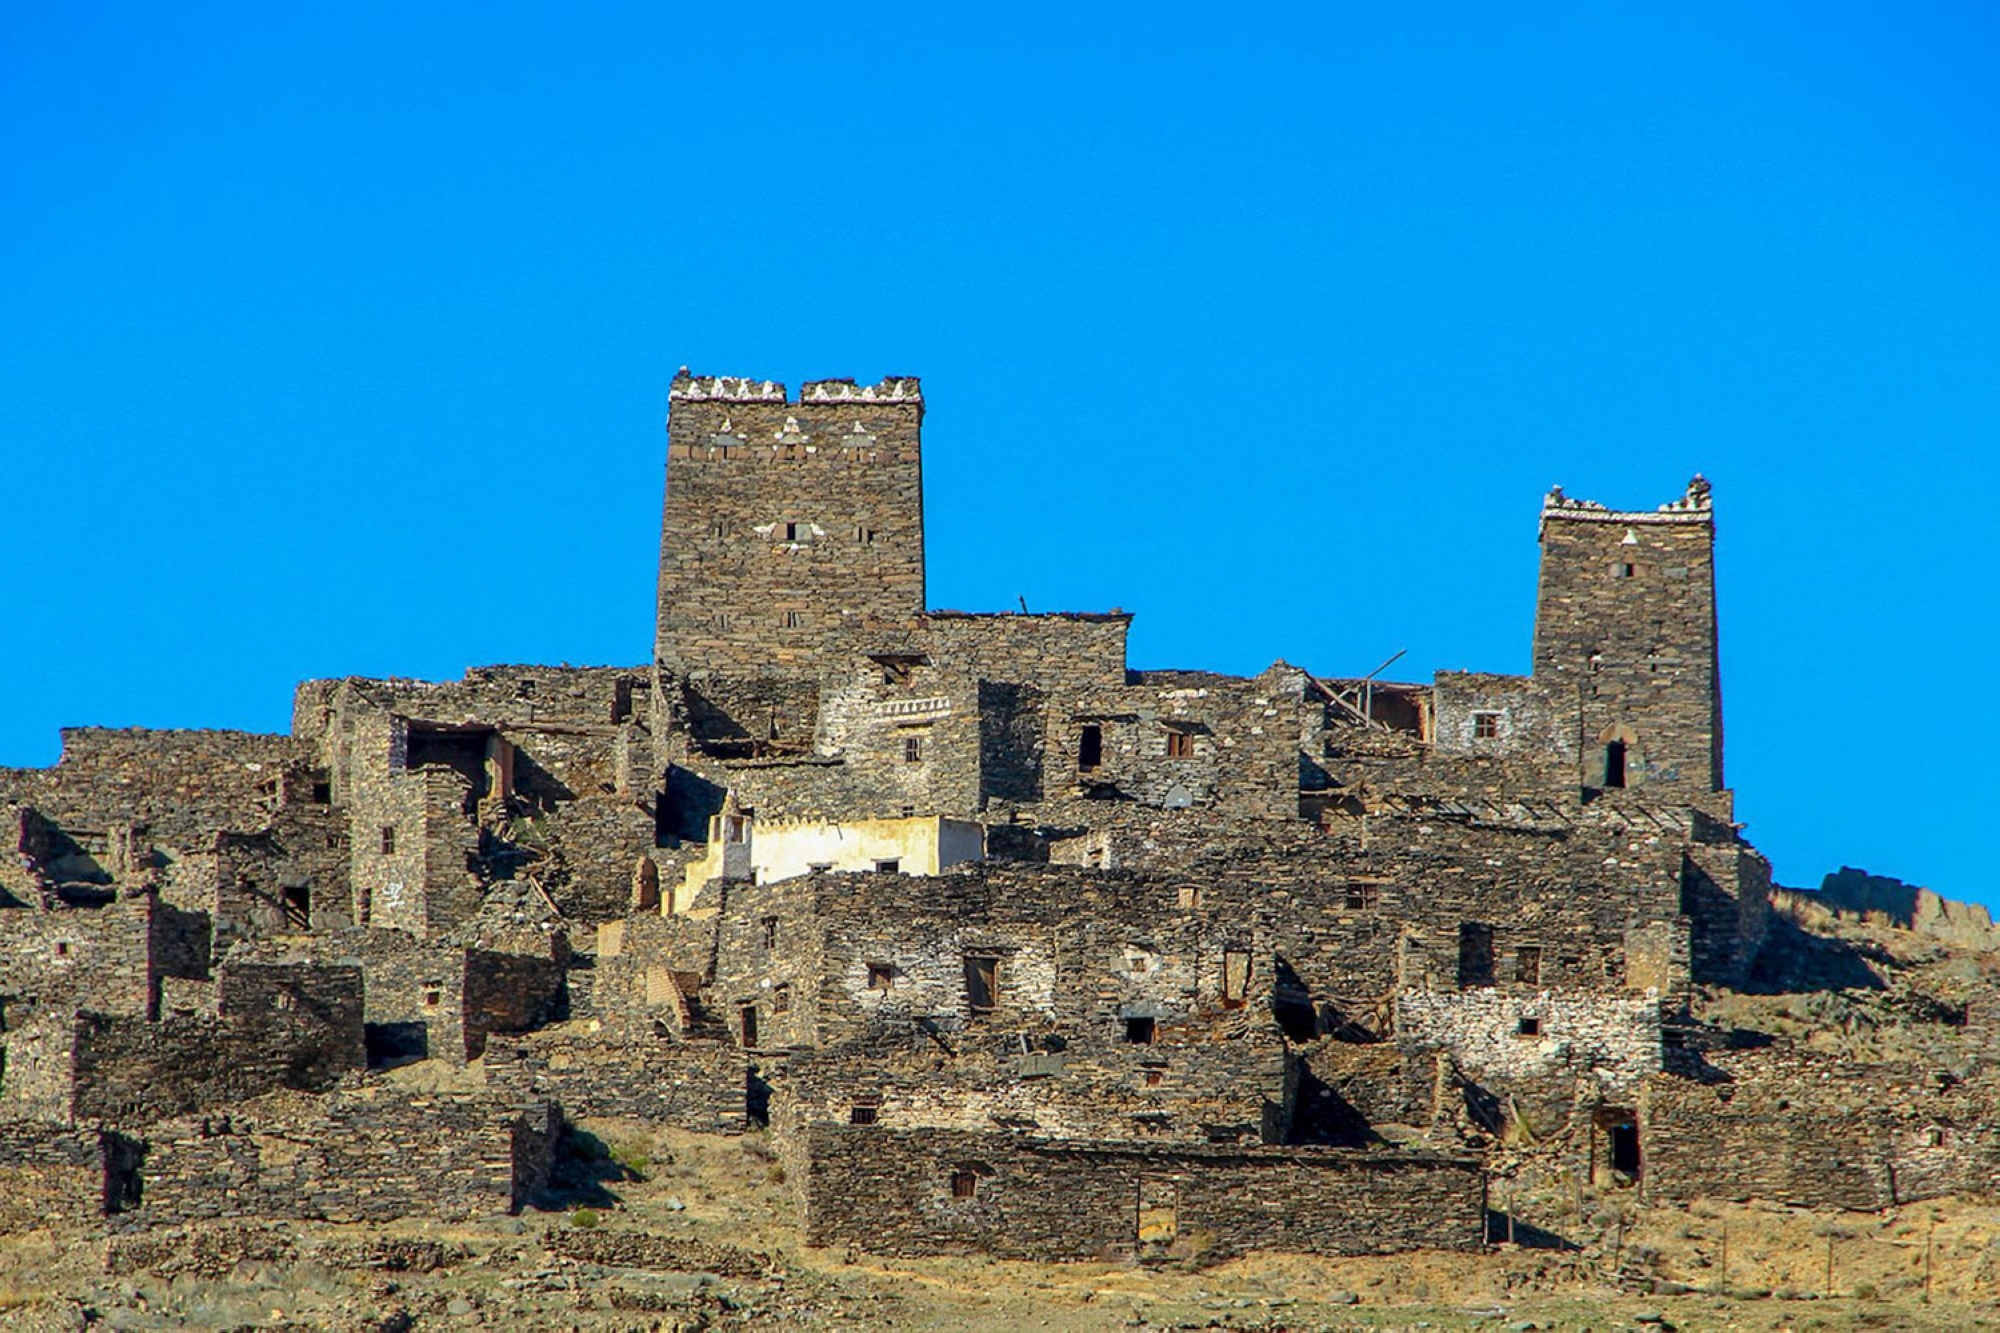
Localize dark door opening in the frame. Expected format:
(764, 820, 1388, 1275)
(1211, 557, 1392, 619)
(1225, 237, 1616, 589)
(1124, 1015, 1156, 1044)
(1610, 1121, 1641, 1175)
(282, 883, 311, 930)
(739, 1004, 759, 1048)
(746, 1066, 771, 1126)
(1078, 724, 1103, 771)
(1604, 740, 1627, 789)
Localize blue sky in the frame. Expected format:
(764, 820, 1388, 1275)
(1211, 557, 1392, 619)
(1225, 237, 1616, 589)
(3, 3, 1996, 905)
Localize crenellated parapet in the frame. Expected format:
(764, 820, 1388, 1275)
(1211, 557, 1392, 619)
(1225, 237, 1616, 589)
(667, 370, 922, 405)
(1541, 475, 1713, 528)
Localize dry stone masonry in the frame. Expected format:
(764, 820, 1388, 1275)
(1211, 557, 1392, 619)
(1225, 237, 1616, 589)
(0, 368, 1985, 1263)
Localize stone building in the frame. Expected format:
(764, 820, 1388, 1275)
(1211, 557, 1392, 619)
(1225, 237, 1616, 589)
(0, 367, 1985, 1259)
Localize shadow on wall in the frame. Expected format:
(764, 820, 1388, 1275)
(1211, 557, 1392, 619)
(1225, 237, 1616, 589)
(528, 1126, 640, 1212)
(662, 766, 729, 845)
(1744, 915, 1890, 995)
(1287, 1065, 1383, 1147)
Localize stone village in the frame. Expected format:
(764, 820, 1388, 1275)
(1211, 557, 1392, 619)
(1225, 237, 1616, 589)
(4, 371, 1993, 1263)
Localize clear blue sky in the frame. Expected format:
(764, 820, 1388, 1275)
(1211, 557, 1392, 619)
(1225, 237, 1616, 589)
(4, 4, 1996, 905)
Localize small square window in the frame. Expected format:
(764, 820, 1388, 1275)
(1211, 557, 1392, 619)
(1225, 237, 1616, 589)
(1124, 1016, 1156, 1045)
(1344, 883, 1380, 910)
(784, 522, 804, 542)
(54, 941, 70, 959)
(708, 520, 727, 539)
(1517, 1017, 1541, 1037)
(950, 1168, 978, 1200)
(310, 781, 332, 804)
(874, 858, 900, 874)
(783, 610, 805, 629)
(855, 525, 876, 544)
(1611, 562, 1636, 579)
(1515, 946, 1543, 985)
(1176, 884, 1201, 909)
(1164, 730, 1193, 759)
(1472, 711, 1501, 740)
(773, 984, 791, 1014)
(866, 963, 895, 990)
(380, 826, 396, 855)
(903, 736, 924, 764)
(423, 984, 443, 1008)
(850, 1102, 879, 1125)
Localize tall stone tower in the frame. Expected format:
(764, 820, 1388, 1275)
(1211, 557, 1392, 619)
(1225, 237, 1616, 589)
(655, 372, 926, 678)
(1531, 477, 1722, 794)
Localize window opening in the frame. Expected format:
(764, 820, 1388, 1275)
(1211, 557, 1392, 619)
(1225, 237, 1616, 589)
(866, 962, 895, 991)
(874, 858, 900, 874)
(380, 826, 396, 855)
(1125, 1015, 1156, 1044)
(1473, 711, 1501, 740)
(1078, 724, 1103, 771)
(784, 521, 804, 541)
(1344, 882, 1380, 910)
(739, 1004, 759, 1047)
(761, 916, 778, 949)
(903, 736, 924, 763)
(783, 610, 804, 629)
(964, 956, 998, 1013)
(850, 1101, 879, 1125)
(1221, 950, 1251, 1008)
(1515, 946, 1543, 985)
(807, 861, 833, 874)
(1604, 740, 1628, 789)
(310, 781, 332, 804)
(282, 883, 311, 931)
(772, 984, 790, 1014)
(1517, 1016, 1541, 1037)
(950, 1168, 978, 1200)
(422, 983, 442, 1007)
(1176, 884, 1201, 909)
(1164, 730, 1194, 759)
(1457, 923, 1496, 988)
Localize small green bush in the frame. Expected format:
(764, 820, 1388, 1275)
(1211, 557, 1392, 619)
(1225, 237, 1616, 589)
(570, 1208, 601, 1229)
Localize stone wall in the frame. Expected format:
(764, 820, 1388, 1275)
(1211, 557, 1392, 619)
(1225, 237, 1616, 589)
(1640, 1052, 2000, 1210)
(8, 962, 365, 1125)
(0, 1121, 129, 1229)
(484, 1030, 751, 1133)
(797, 1125, 1484, 1260)
(122, 1088, 559, 1227)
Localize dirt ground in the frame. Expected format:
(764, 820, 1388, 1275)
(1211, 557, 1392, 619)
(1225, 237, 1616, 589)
(5, 1118, 2000, 1331)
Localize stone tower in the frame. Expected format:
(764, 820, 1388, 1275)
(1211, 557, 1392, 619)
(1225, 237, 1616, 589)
(655, 372, 927, 678)
(1531, 477, 1722, 794)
